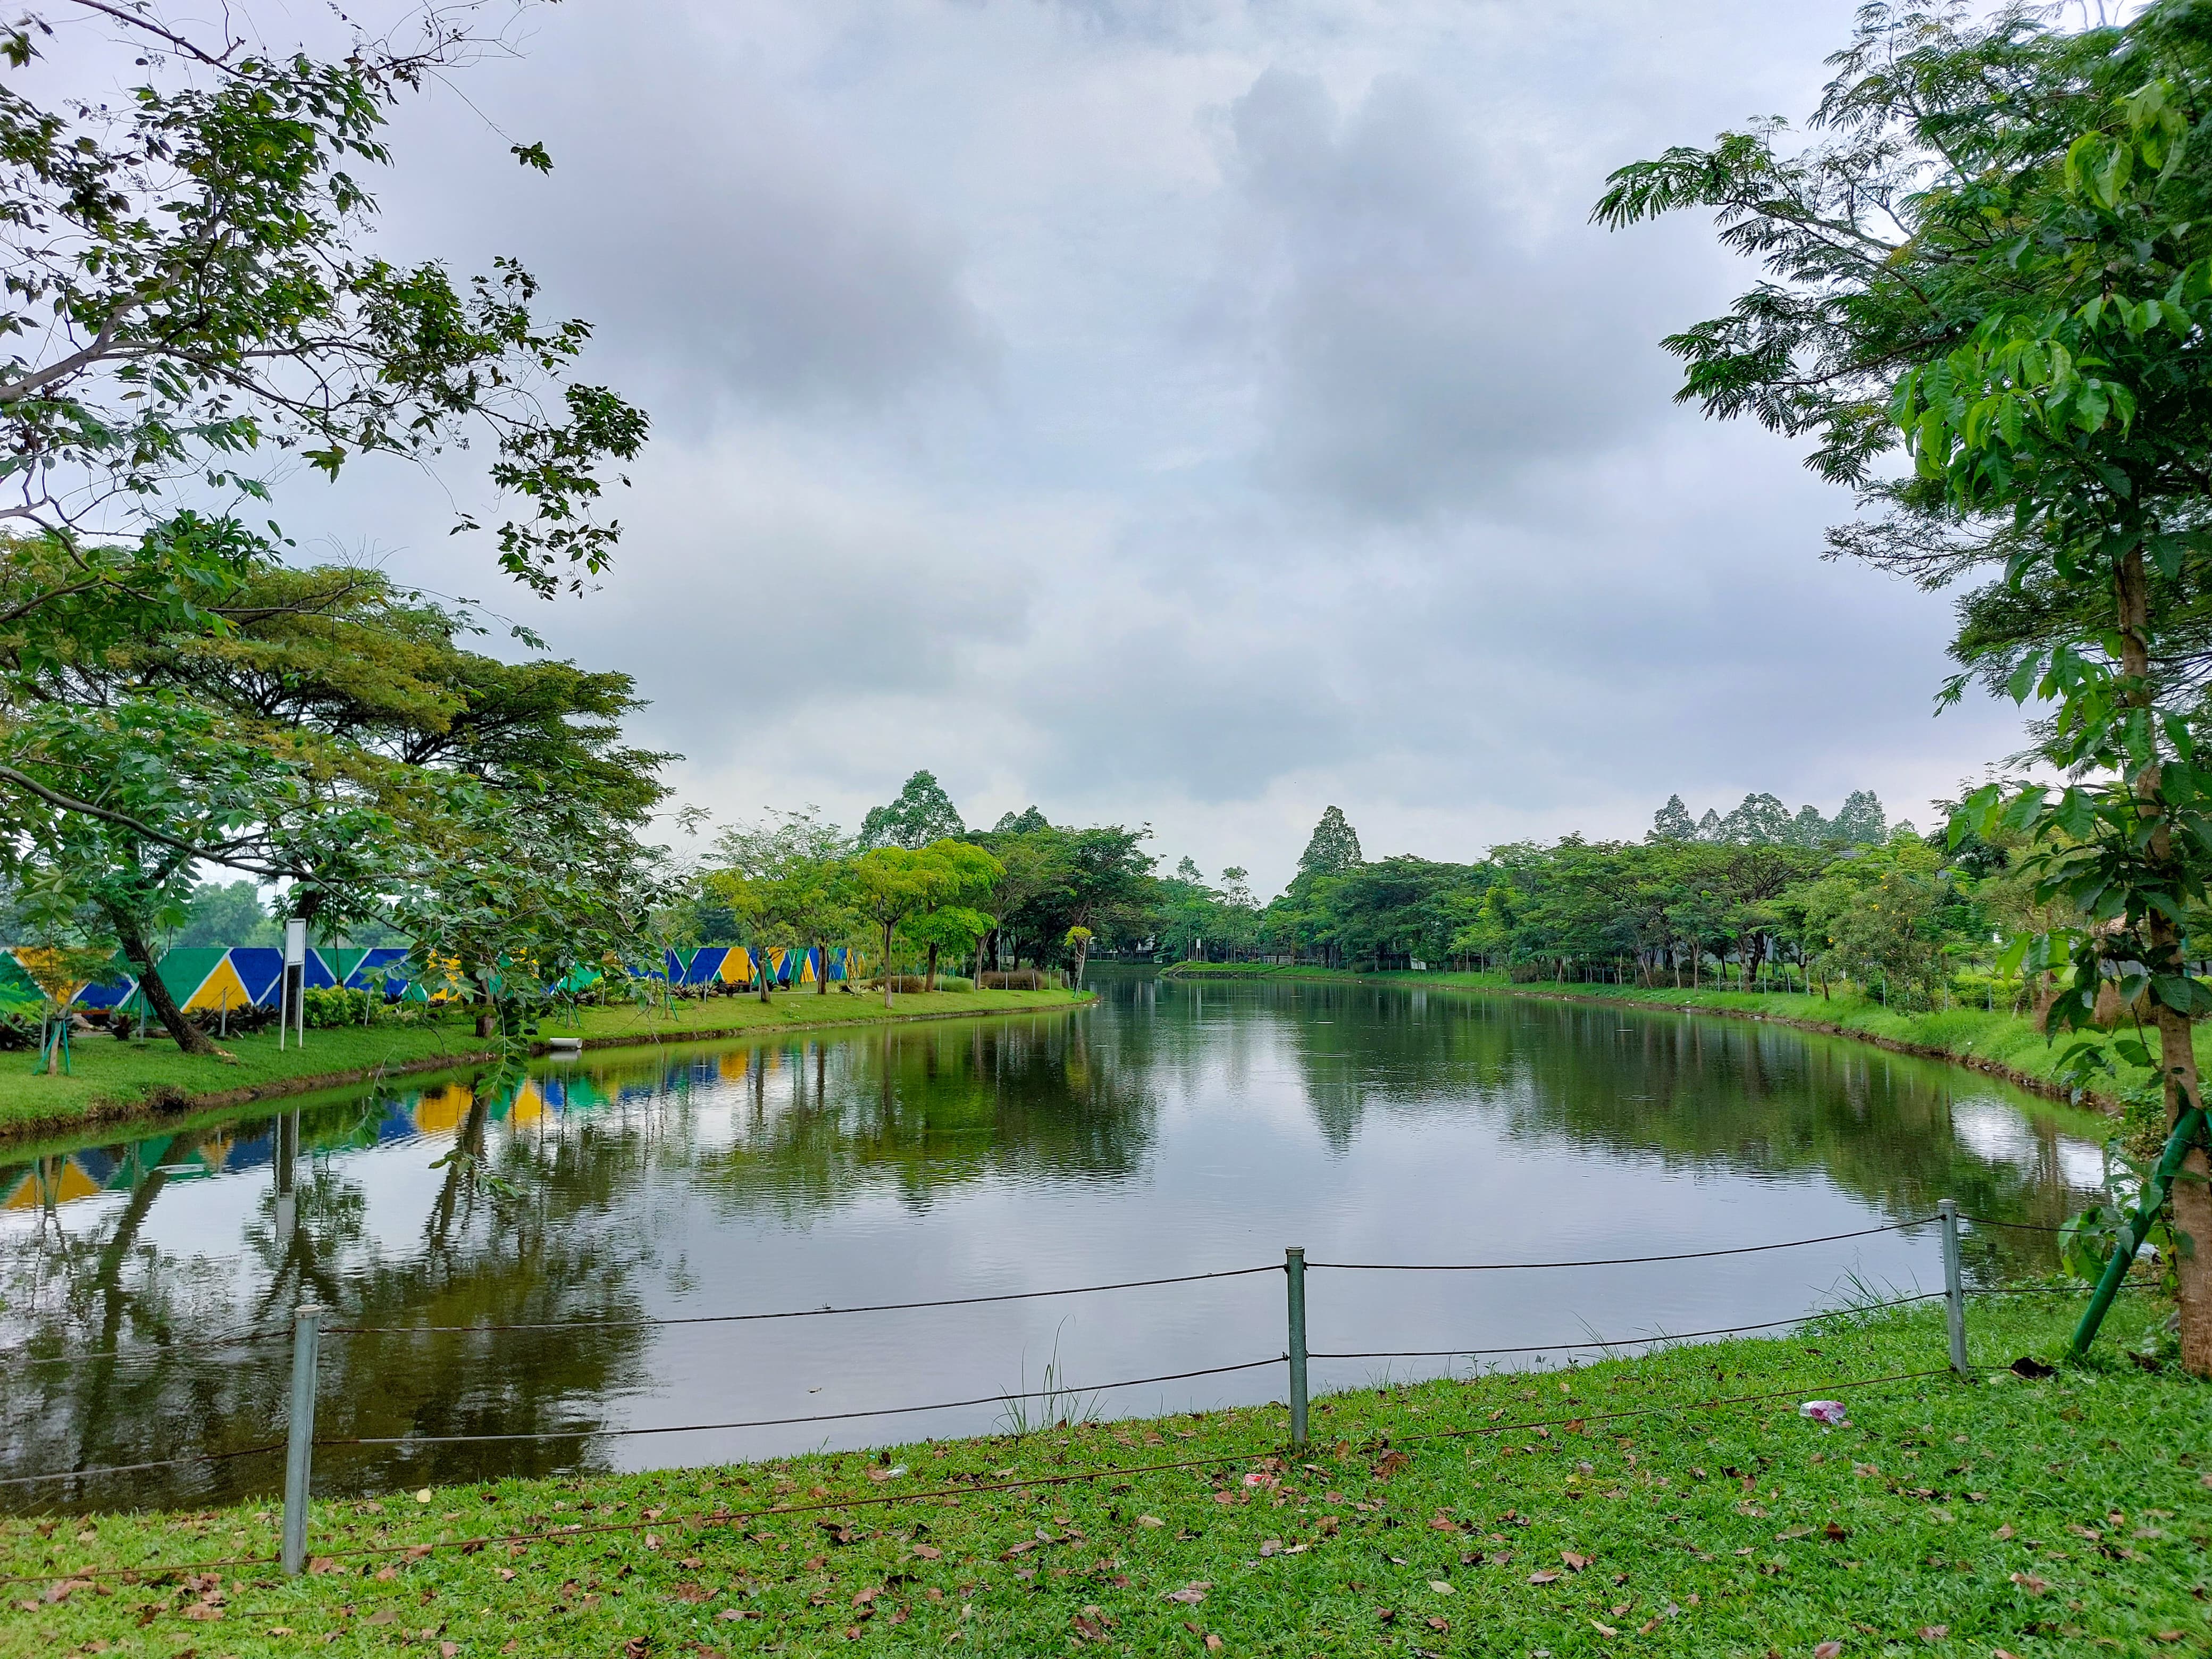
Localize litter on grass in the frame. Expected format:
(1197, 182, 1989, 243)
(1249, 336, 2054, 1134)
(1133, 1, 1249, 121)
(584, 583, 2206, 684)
(1797, 1401, 1851, 1426)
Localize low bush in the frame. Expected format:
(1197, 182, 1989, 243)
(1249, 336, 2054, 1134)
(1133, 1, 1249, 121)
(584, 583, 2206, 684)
(981, 969, 1057, 990)
(301, 986, 372, 1028)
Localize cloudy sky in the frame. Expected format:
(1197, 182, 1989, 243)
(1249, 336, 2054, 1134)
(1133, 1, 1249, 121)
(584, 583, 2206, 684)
(153, 0, 2036, 892)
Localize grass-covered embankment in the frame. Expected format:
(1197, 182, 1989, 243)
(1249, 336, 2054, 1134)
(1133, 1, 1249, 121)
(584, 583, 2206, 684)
(0, 986, 1090, 1143)
(6, 1297, 2203, 1656)
(1167, 963, 2165, 1111)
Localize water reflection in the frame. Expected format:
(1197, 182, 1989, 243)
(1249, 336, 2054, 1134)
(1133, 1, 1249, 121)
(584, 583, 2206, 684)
(0, 979, 2098, 1514)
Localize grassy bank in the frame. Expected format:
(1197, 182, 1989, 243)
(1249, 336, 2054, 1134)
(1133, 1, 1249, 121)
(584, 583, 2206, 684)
(1166, 964, 2165, 1110)
(6, 1297, 2203, 1656)
(0, 987, 1091, 1144)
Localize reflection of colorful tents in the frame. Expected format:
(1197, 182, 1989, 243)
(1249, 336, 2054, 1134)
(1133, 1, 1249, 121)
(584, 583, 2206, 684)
(2, 1155, 103, 1209)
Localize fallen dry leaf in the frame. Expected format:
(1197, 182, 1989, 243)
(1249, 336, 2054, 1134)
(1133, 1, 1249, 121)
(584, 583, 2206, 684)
(2008, 1571, 2049, 1595)
(1527, 1569, 1561, 1586)
(1917, 1627, 1948, 1642)
(1428, 1580, 1454, 1595)
(1372, 1452, 1411, 1480)
(1136, 1515, 1164, 1529)
(1204, 1638, 1224, 1653)
(1592, 1621, 1620, 1638)
(1813, 1644, 1842, 1659)
(1164, 1583, 1210, 1605)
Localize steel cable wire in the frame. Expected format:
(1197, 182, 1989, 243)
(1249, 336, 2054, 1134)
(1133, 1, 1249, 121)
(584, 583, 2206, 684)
(1956, 1214, 2071, 1234)
(1305, 1218, 1930, 1272)
(319, 1263, 1283, 1338)
(312, 1358, 1285, 1450)
(1307, 1291, 1954, 1362)
(1, 1365, 1957, 1591)
(0, 1440, 286, 1490)
(0, 1329, 291, 1374)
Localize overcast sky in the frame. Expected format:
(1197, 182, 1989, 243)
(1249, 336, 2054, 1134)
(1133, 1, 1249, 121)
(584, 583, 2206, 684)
(171, 0, 2034, 894)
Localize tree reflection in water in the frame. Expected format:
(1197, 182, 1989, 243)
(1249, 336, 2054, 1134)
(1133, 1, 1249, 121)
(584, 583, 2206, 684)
(0, 1010, 1150, 1512)
(0, 990, 2090, 1515)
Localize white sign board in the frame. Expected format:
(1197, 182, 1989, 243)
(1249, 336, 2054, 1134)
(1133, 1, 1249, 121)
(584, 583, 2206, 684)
(284, 918, 308, 967)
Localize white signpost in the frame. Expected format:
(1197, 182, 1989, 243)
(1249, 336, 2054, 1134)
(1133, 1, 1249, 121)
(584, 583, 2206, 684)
(280, 918, 307, 1051)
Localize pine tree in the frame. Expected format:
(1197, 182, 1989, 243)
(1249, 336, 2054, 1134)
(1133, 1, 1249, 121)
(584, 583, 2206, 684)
(1298, 807, 1363, 876)
(1787, 804, 1831, 847)
(1831, 791, 1887, 846)
(1648, 794, 1696, 841)
(1720, 792, 1792, 844)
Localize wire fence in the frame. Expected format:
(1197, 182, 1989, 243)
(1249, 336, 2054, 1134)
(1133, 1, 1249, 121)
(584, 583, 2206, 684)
(0, 1363, 1959, 1595)
(0, 1199, 2125, 1580)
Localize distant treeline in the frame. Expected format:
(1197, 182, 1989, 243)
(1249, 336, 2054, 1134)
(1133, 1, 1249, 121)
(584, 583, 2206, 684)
(1139, 791, 2065, 1010)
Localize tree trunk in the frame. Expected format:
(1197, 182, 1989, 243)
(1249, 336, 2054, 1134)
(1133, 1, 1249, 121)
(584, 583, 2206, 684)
(882, 921, 896, 1008)
(475, 1008, 496, 1039)
(926, 942, 940, 992)
(1074, 936, 1088, 985)
(815, 939, 829, 994)
(756, 938, 773, 1004)
(2116, 544, 2212, 1376)
(104, 904, 217, 1055)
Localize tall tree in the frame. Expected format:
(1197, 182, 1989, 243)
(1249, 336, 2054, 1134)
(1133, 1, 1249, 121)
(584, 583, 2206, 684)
(1649, 794, 1697, 842)
(1297, 806, 1364, 877)
(1597, 0, 2212, 1369)
(858, 770, 965, 850)
(0, 0, 647, 966)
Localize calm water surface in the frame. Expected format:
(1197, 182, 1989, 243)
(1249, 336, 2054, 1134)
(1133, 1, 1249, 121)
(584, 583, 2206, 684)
(0, 973, 2101, 1512)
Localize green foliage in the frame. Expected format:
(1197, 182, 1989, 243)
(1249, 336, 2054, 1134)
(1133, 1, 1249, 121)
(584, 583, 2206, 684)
(173, 881, 279, 949)
(0, 9, 659, 1059)
(1602, 0, 2212, 1355)
(0, 8, 646, 598)
(299, 986, 371, 1029)
(857, 769, 966, 850)
(1797, 835, 1949, 1003)
(1296, 804, 1363, 876)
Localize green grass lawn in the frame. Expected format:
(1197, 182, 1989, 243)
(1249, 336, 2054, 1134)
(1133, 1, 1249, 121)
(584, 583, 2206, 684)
(0, 987, 1090, 1143)
(5, 1297, 2204, 1657)
(1166, 965, 2167, 1111)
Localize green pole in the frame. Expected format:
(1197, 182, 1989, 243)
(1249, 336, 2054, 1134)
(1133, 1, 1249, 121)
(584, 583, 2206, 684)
(2071, 1104, 2208, 1359)
(1285, 1247, 1308, 1449)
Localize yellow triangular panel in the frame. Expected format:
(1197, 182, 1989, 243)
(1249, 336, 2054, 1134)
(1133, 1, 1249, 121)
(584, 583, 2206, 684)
(182, 955, 252, 1013)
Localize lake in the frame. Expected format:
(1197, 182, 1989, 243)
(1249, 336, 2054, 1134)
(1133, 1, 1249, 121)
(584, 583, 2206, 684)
(0, 972, 2100, 1514)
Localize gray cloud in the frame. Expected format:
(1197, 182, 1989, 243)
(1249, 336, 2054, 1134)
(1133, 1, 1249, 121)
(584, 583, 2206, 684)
(239, 0, 2021, 894)
(1213, 67, 1695, 519)
(380, 11, 995, 424)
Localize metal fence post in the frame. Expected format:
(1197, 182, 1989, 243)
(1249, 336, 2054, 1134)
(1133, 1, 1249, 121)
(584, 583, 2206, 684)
(1285, 1247, 1309, 1449)
(1938, 1200, 1967, 1377)
(282, 1304, 323, 1575)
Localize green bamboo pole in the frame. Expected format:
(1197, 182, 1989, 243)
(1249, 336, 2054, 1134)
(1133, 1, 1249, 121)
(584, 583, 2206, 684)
(2071, 1103, 2208, 1359)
